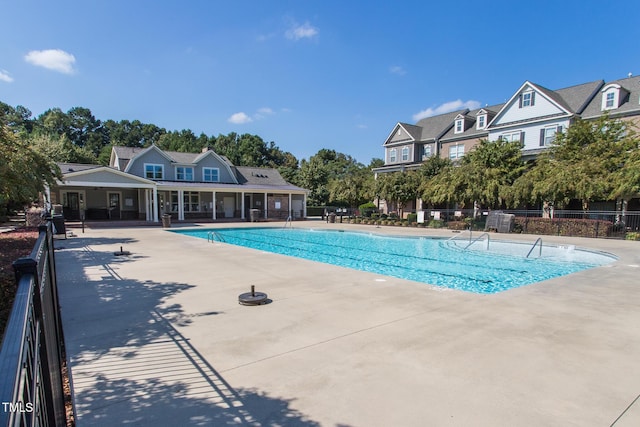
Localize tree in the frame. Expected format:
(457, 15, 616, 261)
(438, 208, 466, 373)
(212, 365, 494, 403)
(422, 139, 524, 209)
(512, 115, 638, 209)
(417, 156, 452, 207)
(377, 171, 420, 217)
(298, 149, 363, 206)
(0, 121, 61, 213)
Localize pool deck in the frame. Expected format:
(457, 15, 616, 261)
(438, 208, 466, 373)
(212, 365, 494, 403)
(55, 221, 640, 426)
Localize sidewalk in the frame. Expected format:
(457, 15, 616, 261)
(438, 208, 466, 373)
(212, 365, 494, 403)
(55, 224, 640, 426)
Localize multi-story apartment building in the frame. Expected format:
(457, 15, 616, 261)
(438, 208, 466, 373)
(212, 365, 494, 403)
(374, 74, 640, 214)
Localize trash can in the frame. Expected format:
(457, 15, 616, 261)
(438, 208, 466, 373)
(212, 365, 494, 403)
(161, 214, 172, 228)
(52, 215, 66, 238)
(329, 213, 336, 223)
(250, 209, 260, 222)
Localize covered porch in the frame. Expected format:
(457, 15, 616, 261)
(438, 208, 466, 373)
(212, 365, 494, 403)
(54, 165, 159, 222)
(155, 184, 307, 222)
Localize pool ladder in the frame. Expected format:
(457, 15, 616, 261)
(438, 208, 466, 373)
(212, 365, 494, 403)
(526, 237, 543, 258)
(447, 230, 490, 250)
(283, 215, 293, 229)
(207, 231, 225, 243)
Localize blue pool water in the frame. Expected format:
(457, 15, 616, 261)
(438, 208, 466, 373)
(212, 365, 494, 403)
(171, 227, 616, 294)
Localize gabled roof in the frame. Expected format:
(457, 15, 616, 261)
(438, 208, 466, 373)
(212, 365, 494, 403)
(415, 109, 469, 141)
(383, 123, 423, 146)
(488, 80, 605, 130)
(439, 104, 504, 142)
(552, 79, 604, 114)
(57, 163, 156, 187)
(581, 75, 640, 119)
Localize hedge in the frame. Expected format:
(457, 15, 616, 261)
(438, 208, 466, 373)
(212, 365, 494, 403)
(514, 217, 615, 238)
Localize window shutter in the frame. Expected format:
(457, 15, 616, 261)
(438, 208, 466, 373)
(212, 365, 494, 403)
(556, 125, 563, 134)
(518, 95, 523, 108)
(530, 92, 535, 106)
(519, 131, 525, 145)
(540, 129, 545, 146)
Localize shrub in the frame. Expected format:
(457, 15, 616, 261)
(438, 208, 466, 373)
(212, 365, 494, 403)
(447, 221, 468, 230)
(406, 213, 417, 224)
(625, 232, 640, 241)
(514, 217, 614, 238)
(428, 219, 444, 228)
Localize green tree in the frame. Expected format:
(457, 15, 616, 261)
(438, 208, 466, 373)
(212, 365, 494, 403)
(0, 121, 61, 213)
(298, 149, 363, 205)
(512, 116, 637, 209)
(377, 171, 420, 217)
(423, 139, 524, 209)
(417, 156, 452, 207)
(30, 133, 97, 164)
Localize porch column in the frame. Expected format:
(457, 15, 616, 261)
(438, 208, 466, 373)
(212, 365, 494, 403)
(178, 190, 184, 221)
(264, 193, 268, 219)
(241, 192, 245, 220)
(144, 190, 150, 221)
(288, 193, 292, 219)
(303, 193, 307, 218)
(152, 187, 159, 222)
(212, 191, 217, 220)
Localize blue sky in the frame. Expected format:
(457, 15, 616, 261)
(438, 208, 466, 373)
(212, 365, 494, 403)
(1, 0, 639, 164)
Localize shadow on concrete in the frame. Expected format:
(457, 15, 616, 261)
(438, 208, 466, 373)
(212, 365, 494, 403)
(56, 235, 332, 426)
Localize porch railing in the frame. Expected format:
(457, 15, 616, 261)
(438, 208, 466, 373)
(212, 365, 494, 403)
(0, 222, 67, 426)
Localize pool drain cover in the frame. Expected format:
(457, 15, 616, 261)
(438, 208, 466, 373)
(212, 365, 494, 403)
(239, 285, 268, 306)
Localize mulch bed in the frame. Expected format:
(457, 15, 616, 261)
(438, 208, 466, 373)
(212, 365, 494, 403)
(0, 227, 75, 426)
(0, 227, 38, 336)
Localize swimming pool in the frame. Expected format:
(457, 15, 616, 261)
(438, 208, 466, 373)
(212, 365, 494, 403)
(171, 227, 616, 294)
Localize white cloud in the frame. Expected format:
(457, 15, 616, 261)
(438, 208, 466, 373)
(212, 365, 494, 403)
(228, 112, 253, 124)
(390, 66, 406, 76)
(257, 107, 275, 115)
(285, 22, 319, 40)
(24, 49, 76, 74)
(412, 99, 481, 121)
(0, 69, 13, 83)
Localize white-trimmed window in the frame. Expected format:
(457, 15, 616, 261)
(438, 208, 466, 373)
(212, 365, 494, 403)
(520, 91, 535, 108)
(449, 144, 464, 160)
(171, 191, 200, 212)
(455, 119, 464, 134)
(422, 145, 432, 160)
(389, 148, 397, 162)
(401, 146, 410, 161)
(540, 126, 563, 147)
(176, 166, 194, 181)
(144, 164, 164, 180)
(477, 114, 486, 130)
(203, 167, 219, 182)
(605, 92, 615, 109)
(501, 131, 524, 143)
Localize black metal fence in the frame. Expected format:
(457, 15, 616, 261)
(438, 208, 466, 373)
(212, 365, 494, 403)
(418, 209, 640, 238)
(0, 223, 67, 426)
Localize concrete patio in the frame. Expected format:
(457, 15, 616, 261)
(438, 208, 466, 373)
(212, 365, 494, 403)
(54, 222, 640, 426)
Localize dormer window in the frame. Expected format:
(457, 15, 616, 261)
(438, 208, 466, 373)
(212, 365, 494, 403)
(601, 84, 628, 111)
(477, 114, 486, 130)
(454, 119, 464, 134)
(605, 92, 615, 108)
(520, 91, 535, 108)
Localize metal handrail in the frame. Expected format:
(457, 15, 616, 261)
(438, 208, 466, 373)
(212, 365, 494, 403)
(207, 231, 225, 243)
(446, 229, 472, 242)
(526, 237, 543, 258)
(464, 232, 490, 250)
(283, 215, 293, 229)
